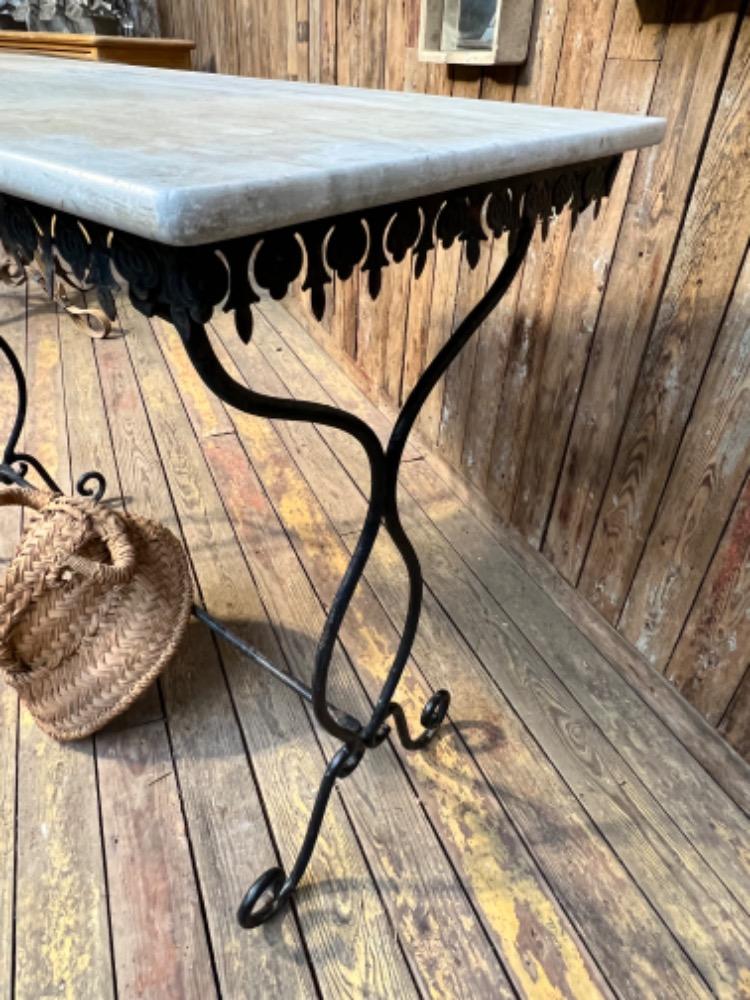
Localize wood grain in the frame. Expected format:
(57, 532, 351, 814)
(415, 68, 482, 443)
(124, 307, 419, 999)
(0, 285, 23, 1000)
(482, 0, 619, 517)
(458, 233, 519, 488)
(58, 310, 220, 996)
(448, 68, 516, 488)
(248, 304, 731, 997)
(420, 427, 750, 814)
(399, 455, 750, 890)
(721, 664, 750, 760)
(96, 318, 318, 998)
(14, 287, 114, 1000)
(608, 0, 670, 60)
(484, 218, 572, 518)
(436, 246, 491, 465)
(580, 14, 750, 621)
(546, 3, 739, 586)
(668, 471, 750, 725)
(511, 57, 658, 546)
(400, 54, 451, 409)
(97, 723, 219, 999)
(621, 246, 750, 667)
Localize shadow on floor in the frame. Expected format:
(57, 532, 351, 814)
(87, 614, 505, 772)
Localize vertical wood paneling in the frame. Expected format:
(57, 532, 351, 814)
(667, 469, 750, 725)
(157, 0, 750, 756)
(460, 233, 519, 487)
(608, 0, 670, 59)
(482, 0, 618, 519)
(510, 56, 658, 546)
(579, 13, 750, 620)
(620, 246, 750, 666)
(544, 1, 739, 584)
(437, 245, 491, 464)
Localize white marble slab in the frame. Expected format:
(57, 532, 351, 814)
(0, 54, 665, 246)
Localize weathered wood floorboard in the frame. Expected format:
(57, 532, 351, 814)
(0, 285, 23, 1000)
(122, 303, 422, 1000)
(14, 287, 115, 1000)
(95, 319, 319, 1000)
(245, 305, 750, 996)
(2, 280, 749, 997)
(215, 318, 713, 998)
(60, 313, 219, 998)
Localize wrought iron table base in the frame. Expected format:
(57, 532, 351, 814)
(0, 156, 615, 929)
(183, 221, 532, 926)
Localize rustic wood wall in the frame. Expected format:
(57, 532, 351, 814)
(157, 0, 750, 757)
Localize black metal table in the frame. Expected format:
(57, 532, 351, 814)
(0, 37, 665, 927)
(0, 154, 624, 927)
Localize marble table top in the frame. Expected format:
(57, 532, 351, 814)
(0, 54, 665, 246)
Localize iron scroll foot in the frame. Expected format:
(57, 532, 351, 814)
(237, 744, 364, 929)
(236, 688, 451, 929)
(366, 690, 452, 751)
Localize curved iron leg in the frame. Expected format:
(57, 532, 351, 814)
(176, 220, 535, 929)
(362, 217, 535, 745)
(178, 317, 385, 746)
(0, 332, 108, 499)
(0, 333, 60, 491)
(237, 743, 364, 929)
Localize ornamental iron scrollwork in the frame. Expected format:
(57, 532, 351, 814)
(0, 155, 618, 348)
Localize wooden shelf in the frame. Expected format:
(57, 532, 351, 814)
(0, 30, 194, 69)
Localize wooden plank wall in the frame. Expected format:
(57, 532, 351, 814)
(156, 0, 750, 757)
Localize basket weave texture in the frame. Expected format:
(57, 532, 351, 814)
(0, 486, 193, 740)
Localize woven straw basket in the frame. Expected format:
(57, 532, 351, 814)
(0, 486, 193, 741)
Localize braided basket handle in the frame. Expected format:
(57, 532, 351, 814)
(46, 496, 135, 585)
(0, 484, 52, 513)
(0, 487, 137, 669)
(0, 486, 135, 585)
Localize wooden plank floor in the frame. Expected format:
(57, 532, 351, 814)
(1, 280, 750, 1000)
